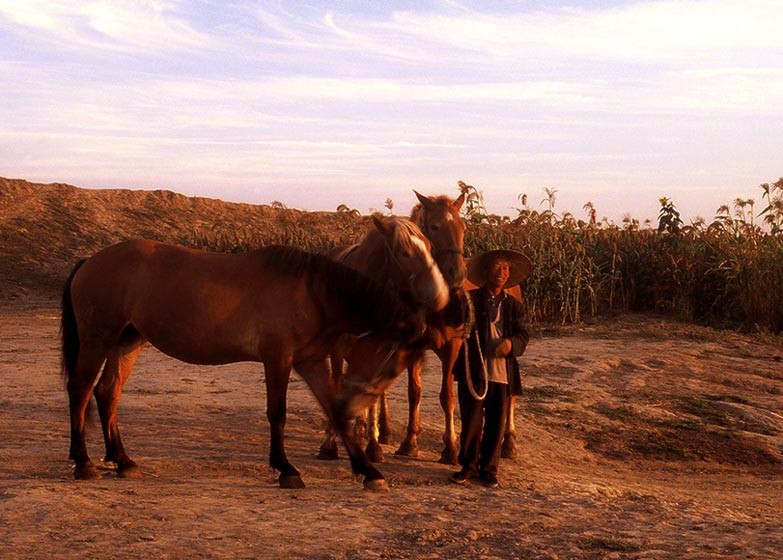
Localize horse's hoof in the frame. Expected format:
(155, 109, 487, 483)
(437, 449, 459, 465)
(279, 474, 306, 489)
(395, 441, 419, 458)
(117, 462, 143, 479)
(363, 478, 389, 492)
(316, 448, 340, 461)
(73, 462, 102, 480)
(366, 442, 385, 463)
(501, 439, 517, 460)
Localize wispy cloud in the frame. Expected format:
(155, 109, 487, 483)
(0, 0, 213, 53)
(383, 1, 782, 62)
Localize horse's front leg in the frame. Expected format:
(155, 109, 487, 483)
(264, 355, 305, 489)
(318, 422, 340, 461)
(439, 369, 458, 465)
(317, 350, 346, 461)
(436, 339, 462, 465)
(365, 398, 385, 463)
(297, 357, 387, 491)
(333, 392, 387, 491)
(395, 359, 422, 457)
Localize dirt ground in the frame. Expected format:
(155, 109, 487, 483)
(1, 299, 782, 559)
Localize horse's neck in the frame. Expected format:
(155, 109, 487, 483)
(332, 244, 359, 262)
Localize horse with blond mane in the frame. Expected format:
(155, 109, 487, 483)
(317, 213, 450, 461)
(317, 192, 471, 463)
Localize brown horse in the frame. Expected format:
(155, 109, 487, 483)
(386, 194, 523, 464)
(320, 192, 471, 464)
(394, 269, 523, 464)
(60, 240, 430, 490)
(317, 214, 450, 461)
(386, 191, 471, 463)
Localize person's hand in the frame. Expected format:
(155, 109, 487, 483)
(494, 338, 512, 357)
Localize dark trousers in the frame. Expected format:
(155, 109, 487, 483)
(457, 380, 509, 476)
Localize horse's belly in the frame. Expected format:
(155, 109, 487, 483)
(139, 320, 261, 366)
(149, 338, 258, 365)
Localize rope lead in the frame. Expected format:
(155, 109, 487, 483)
(464, 329, 489, 401)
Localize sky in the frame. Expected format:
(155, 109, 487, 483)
(1, 1, 781, 224)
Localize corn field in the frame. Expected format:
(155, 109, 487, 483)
(190, 178, 783, 333)
(460, 179, 783, 333)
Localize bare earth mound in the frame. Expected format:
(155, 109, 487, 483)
(0, 177, 362, 301)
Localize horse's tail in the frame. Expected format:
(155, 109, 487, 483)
(60, 259, 86, 383)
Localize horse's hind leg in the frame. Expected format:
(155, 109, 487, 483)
(377, 391, 393, 445)
(67, 347, 109, 480)
(501, 396, 517, 459)
(94, 335, 145, 478)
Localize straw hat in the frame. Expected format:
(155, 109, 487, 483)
(467, 249, 532, 289)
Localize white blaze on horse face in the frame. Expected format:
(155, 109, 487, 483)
(412, 235, 449, 311)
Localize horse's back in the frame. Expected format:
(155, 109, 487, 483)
(70, 239, 164, 312)
(68, 240, 312, 364)
(72, 239, 232, 306)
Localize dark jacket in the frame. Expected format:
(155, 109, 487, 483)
(453, 287, 529, 396)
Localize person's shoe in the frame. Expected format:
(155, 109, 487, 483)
(479, 471, 499, 488)
(449, 468, 474, 485)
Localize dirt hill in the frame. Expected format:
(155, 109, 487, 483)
(0, 177, 364, 302)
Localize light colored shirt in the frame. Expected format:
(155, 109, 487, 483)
(486, 299, 508, 384)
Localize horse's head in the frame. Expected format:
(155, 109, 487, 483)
(412, 191, 467, 288)
(371, 215, 449, 313)
(338, 335, 427, 420)
(424, 286, 475, 349)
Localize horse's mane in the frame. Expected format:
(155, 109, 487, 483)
(361, 216, 429, 258)
(257, 245, 415, 336)
(388, 217, 428, 254)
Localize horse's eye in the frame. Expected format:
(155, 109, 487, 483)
(429, 223, 439, 232)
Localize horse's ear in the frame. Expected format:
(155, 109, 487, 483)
(372, 214, 394, 239)
(452, 192, 466, 212)
(413, 190, 433, 210)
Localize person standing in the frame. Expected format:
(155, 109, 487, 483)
(450, 249, 531, 488)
